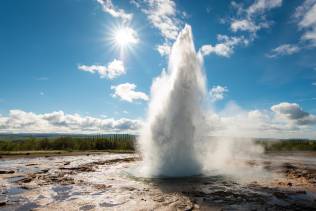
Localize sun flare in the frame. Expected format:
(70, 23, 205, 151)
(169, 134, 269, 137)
(114, 27, 139, 48)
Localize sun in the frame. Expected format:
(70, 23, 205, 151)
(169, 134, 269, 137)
(114, 27, 139, 48)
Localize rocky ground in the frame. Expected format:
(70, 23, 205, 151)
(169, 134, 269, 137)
(0, 152, 316, 210)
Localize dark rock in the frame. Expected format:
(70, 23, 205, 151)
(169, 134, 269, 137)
(79, 204, 96, 210)
(273, 192, 287, 199)
(19, 177, 32, 183)
(39, 169, 49, 174)
(26, 163, 37, 166)
(0, 170, 14, 174)
(295, 190, 306, 194)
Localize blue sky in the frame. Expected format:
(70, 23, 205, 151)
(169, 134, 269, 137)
(0, 0, 315, 138)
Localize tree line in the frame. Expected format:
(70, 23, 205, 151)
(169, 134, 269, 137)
(257, 139, 316, 151)
(0, 134, 136, 151)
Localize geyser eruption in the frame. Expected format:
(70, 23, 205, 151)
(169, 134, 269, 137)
(138, 25, 208, 177)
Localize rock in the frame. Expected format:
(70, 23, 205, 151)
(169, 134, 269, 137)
(26, 163, 37, 166)
(20, 186, 31, 190)
(287, 182, 292, 186)
(19, 177, 32, 183)
(0, 170, 14, 174)
(79, 204, 96, 210)
(273, 192, 287, 199)
(121, 186, 136, 191)
(39, 169, 49, 174)
(0, 201, 6, 207)
(295, 190, 306, 194)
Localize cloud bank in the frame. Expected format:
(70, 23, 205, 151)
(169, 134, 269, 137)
(0, 101, 315, 138)
(0, 110, 141, 133)
(211, 101, 316, 139)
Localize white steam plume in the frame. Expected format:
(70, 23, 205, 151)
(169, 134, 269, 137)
(138, 24, 265, 179)
(138, 24, 208, 177)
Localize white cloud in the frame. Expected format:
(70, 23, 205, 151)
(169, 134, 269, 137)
(200, 35, 248, 57)
(295, 0, 316, 45)
(96, 0, 133, 23)
(209, 85, 229, 102)
(111, 83, 149, 102)
(156, 43, 171, 56)
(266, 44, 300, 58)
(294, 0, 316, 19)
(230, 0, 282, 34)
(0, 109, 141, 133)
(200, 44, 232, 57)
(205, 0, 282, 59)
(247, 0, 282, 16)
(78, 59, 125, 79)
(143, 0, 181, 40)
(230, 19, 259, 32)
(271, 102, 316, 125)
(133, 0, 183, 55)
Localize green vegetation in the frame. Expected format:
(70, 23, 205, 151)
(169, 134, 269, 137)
(257, 139, 316, 152)
(1, 134, 315, 154)
(0, 134, 136, 152)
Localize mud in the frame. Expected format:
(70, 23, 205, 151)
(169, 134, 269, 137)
(0, 152, 316, 210)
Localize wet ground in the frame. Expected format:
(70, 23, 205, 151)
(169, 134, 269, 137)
(0, 152, 316, 210)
